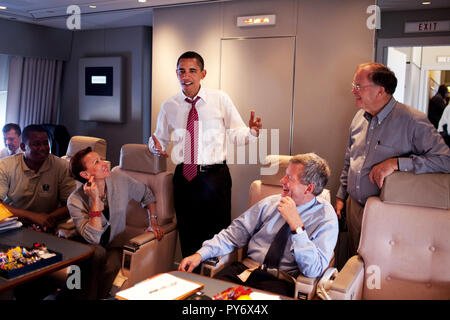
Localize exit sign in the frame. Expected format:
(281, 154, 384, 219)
(404, 20, 450, 33)
(437, 56, 450, 63)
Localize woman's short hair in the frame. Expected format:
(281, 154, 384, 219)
(289, 153, 330, 196)
(69, 147, 92, 184)
(358, 62, 397, 95)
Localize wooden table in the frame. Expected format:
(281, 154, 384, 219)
(0, 228, 94, 293)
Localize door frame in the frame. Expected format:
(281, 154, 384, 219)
(376, 36, 450, 113)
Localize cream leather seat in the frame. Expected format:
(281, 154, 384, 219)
(323, 172, 450, 300)
(62, 135, 107, 161)
(112, 144, 177, 290)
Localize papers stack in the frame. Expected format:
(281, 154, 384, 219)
(116, 273, 203, 300)
(0, 204, 22, 233)
(0, 217, 22, 233)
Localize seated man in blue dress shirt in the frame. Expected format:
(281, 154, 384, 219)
(179, 153, 338, 296)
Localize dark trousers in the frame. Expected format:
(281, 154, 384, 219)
(174, 163, 232, 258)
(81, 244, 122, 300)
(58, 237, 122, 300)
(214, 261, 295, 297)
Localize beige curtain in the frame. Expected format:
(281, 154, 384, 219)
(6, 56, 63, 128)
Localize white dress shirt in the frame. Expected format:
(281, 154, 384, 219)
(0, 147, 23, 159)
(438, 105, 450, 133)
(149, 86, 257, 165)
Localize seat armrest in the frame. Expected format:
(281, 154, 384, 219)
(124, 222, 177, 251)
(296, 274, 316, 286)
(200, 250, 240, 278)
(120, 222, 178, 289)
(128, 232, 156, 247)
(294, 251, 336, 300)
(295, 273, 319, 300)
(328, 255, 365, 300)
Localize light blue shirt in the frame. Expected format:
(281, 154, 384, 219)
(197, 194, 338, 278)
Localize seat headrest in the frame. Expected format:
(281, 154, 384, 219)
(65, 136, 107, 160)
(260, 155, 292, 186)
(380, 172, 450, 209)
(119, 144, 166, 174)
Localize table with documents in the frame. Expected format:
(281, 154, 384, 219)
(0, 228, 94, 292)
(116, 271, 291, 300)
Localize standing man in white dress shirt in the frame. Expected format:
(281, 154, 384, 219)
(0, 123, 22, 159)
(150, 51, 262, 264)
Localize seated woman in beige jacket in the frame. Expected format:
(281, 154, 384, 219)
(67, 147, 164, 299)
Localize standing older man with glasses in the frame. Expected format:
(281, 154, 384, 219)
(335, 62, 450, 257)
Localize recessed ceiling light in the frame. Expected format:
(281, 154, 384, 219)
(138, 0, 147, 3)
(422, 1, 431, 4)
(0, 6, 7, 10)
(89, 5, 97, 8)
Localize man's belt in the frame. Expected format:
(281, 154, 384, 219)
(238, 257, 296, 284)
(197, 161, 227, 173)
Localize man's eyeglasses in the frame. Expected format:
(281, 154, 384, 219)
(351, 83, 376, 92)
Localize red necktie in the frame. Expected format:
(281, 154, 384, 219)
(183, 97, 200, 181)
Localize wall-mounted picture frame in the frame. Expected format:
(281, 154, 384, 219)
(78, 56, 123, 123)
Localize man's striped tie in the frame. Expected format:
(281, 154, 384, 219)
(183, 96, 200, 181)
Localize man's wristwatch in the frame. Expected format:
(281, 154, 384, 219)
(291, 225, 305, 235)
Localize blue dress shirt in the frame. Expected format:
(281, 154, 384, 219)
(197, 195, 338, 278)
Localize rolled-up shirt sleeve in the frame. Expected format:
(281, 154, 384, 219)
(290, 210, 338, 278)
(398, 117, 450, 173)
(149, 104, 172, 154)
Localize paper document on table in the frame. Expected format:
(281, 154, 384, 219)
(249, 292, 281, 300)
(115, 273, 204, 300)
(0, 217, 22, 233)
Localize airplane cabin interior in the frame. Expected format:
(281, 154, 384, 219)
(0, 0, 449, 305)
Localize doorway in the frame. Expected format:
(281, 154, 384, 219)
(385, 45, 450, 115)
(220, 37, 295, 220)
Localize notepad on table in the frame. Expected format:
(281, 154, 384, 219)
(115, 273, 204, 300)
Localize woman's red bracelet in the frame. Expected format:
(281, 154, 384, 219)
(89, 211, 102, 218)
